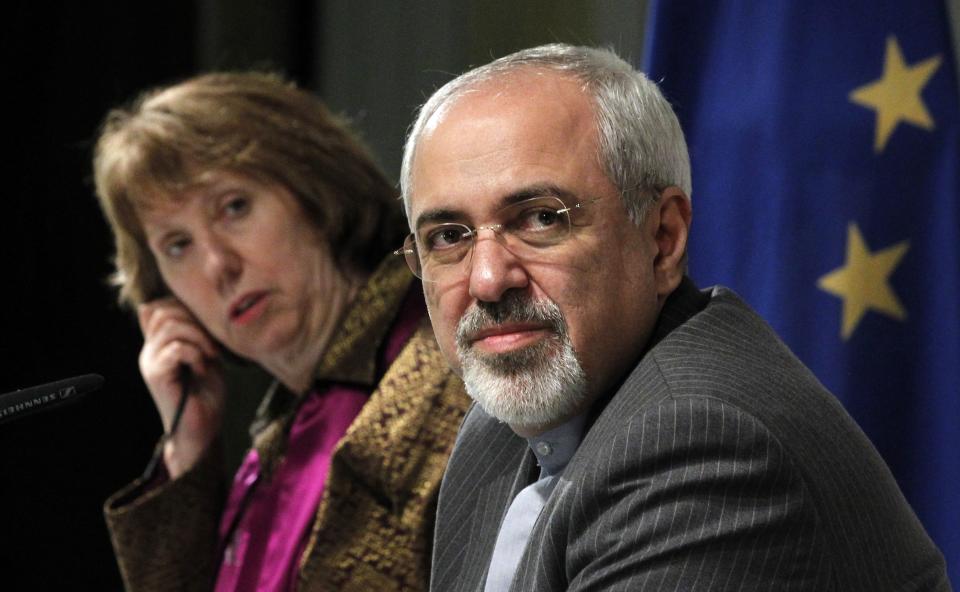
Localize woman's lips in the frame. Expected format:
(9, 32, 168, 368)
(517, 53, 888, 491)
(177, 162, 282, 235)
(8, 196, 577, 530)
(230, 292, 268, 325)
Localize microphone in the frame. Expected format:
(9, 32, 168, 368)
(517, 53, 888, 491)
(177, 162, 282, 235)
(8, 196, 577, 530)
(0, 374, 104, 425)
(141, 366, 190, 481)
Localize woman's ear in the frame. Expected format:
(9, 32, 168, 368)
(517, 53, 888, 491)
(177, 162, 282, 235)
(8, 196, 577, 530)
(652, 186, 692, 300)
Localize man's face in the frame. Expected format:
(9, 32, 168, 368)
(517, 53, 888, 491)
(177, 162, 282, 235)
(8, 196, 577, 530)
(409, 71, 670, 434)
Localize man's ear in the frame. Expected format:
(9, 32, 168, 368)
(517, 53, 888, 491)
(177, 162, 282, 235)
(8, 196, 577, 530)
(652, 186, 692, 300)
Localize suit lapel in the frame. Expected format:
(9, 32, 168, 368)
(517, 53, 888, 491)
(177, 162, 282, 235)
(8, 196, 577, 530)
(513, 277, 711, 588)
(433, 408, 535, 592)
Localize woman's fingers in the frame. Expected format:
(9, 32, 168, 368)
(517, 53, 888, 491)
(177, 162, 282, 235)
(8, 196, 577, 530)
(138, 299, 219, 359)
(135, 298, 227, 477)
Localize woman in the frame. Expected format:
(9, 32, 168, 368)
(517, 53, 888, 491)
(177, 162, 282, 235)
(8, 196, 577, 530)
(94, 72, 469, 591)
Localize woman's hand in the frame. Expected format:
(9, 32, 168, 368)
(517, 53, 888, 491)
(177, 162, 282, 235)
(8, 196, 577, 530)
(138, 298, 226, 479)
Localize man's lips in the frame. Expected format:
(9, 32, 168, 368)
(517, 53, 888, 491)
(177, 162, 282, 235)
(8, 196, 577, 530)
(467, 323, 552, 353)
(229, 291, 268, 324)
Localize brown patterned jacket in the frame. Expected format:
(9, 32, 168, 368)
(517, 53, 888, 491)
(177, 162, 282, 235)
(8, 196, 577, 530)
(104, 257, 470, 591)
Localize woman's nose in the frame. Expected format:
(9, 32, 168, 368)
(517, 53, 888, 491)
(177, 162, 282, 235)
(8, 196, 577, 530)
(202, 236, 242, 291)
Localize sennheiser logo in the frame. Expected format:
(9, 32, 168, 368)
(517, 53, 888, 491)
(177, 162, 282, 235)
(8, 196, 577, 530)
(0, 390, 70, 418)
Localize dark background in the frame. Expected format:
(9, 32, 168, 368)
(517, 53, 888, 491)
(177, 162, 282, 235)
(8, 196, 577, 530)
(7, 4, 204, 588)
(4, 2, 318, 588)
(3, 2, 644, 587)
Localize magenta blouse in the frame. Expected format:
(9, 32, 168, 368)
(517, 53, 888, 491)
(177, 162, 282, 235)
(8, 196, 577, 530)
(213, 290, 424, 591)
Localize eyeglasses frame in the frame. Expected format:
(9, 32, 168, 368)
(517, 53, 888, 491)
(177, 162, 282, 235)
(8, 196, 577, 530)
(393, 194, 605, 281)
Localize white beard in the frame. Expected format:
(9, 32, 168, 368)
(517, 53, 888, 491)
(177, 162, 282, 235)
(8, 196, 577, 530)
(456, 294, 587, 430)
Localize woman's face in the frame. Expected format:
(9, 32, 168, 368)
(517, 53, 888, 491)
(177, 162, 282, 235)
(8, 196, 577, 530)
(140, 170, 354, 367)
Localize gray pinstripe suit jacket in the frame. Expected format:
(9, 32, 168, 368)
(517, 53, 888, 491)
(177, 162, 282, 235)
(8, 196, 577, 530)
(431, 279, 950, 591)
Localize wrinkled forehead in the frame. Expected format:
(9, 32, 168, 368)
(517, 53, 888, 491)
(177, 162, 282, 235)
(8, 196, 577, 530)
(418, 69, 594, 146)
(408, 71, 600, 220)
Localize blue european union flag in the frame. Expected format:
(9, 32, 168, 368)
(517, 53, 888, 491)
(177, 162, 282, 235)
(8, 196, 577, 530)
(644, 1, 959, 584)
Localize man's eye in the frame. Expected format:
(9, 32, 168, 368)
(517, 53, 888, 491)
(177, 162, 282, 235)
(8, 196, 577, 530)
(425, 226, 468, 250)
(516, 207, 562, 231)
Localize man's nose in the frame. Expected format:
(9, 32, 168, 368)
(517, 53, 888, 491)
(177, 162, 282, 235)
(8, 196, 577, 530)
(467, 229, 528, 303)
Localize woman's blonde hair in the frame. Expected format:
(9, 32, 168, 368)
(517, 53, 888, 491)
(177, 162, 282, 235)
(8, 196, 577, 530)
(94, 71, 404, 307)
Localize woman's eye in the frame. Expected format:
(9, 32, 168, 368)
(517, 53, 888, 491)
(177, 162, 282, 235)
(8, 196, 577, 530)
(425, 226, 467, 250)
(163, 237, 191, 259)
(223, 195, 251, 218)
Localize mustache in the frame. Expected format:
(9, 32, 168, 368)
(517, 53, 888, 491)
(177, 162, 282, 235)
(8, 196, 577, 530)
(456, 291, 566, 348)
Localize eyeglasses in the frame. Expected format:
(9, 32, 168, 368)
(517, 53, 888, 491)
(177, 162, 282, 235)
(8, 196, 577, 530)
(395, 195, 601, 282)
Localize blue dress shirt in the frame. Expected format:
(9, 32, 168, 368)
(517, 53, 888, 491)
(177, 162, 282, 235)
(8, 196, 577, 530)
(483, 414, 588, 591)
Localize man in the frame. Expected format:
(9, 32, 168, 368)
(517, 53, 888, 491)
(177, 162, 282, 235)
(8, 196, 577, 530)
(398, 44, 950, 591)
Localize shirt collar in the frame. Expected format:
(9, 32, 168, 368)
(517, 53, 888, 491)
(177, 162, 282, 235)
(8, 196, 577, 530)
(526, 413, 588, 477)
(250, 256, 414, 433)
(248, 255, 416, 470)
(312, 255, 415, 386)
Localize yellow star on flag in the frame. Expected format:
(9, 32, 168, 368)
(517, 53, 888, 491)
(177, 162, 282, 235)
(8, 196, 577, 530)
(849, 35, 941, 153)
(817, 223, 909, 340)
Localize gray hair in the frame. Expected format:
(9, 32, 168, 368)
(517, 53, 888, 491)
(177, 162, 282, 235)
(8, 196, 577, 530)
(399, 43, 691, 226)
